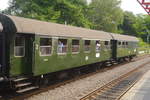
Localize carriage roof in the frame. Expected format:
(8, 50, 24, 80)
(0, 14, 138, 42)
(110, 33, 139, 42)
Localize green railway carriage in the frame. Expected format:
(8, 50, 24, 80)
(0, 14, 138, 92)
(111, 33, 138, 59)
(0, 14, 112, 77)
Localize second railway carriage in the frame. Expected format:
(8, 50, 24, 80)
(111, 33, 138, 60)
(0, 14, 138, 92)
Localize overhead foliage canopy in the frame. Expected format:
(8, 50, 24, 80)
(2, 0, 150, 44)
(119, 11, 150, 43)
(4, 0, 92, 28)
(88, 0, 123, 32)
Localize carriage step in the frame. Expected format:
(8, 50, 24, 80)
(106, 63, 112, 66)
(111, 60, 116, 63)
(13, 77, 28, 82)
(15, 82, 32, 88)
(113, 62, 118, 64)
(16, 86, 39, 93)
(106, 62, 111, 64)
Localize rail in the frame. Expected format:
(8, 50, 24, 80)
(80, 60, 150, 100)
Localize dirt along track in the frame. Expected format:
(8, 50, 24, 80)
(1, 55, 150, 100)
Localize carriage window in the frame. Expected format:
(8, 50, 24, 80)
(125, 42, 129, 48)
(96, 41, 101, 52)
(58, 39, 67, 54)
(104, 41, 109, 45)
(104, 41, 109, 49)
(122, 42, 125, 45)
(118, 41, 121, 45)
(14, 37, 25, 57)
(84, 40, 91, 52)
(72, 40, 79, 53)
(40, 38, 52, 56)
(122, 42, 125, 48)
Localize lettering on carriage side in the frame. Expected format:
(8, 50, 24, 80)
(85, 56, 89, 61)
(44, 59, 48, 62)
(96, 53, 100, 58)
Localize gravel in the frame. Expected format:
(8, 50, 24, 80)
(27, 56, 150, 100)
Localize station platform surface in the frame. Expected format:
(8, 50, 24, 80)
(121, 70, 150, 100)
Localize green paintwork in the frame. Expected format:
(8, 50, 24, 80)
(117, 42, 138, 58)
(33, 36, 111, 76)
(9, 34, 33, 76)
(9, 34, 138, 77)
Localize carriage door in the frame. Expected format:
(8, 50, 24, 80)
(111, 40, 117, 59)
(11, 35, 33, 76)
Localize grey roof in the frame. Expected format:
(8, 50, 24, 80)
(111, 33, 139, 42)
(5, 15, 112, 41)
(0, 22, 3, 32)
(0, 14, 138, 42)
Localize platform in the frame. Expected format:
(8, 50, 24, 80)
(121, 70, 150, 100)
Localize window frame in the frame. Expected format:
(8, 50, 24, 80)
(122, 41, 125, 48)
(14, 36, 25, 57)
(39, 38, 52, 56)
(84, 40, 91, 53)
(118, 41, 122, 48)
(118, 41, 121, 45)
(104, 41, 110, 50)
(57, 38, 68, 55)
(71, 39, 80, 54)
(95, 40, 101, 52)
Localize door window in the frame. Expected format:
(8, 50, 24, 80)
(14, 37, 25, 57)
(104, 41, 110, 49)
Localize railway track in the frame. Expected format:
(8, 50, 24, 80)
(0, 55, 149, 100)
(80, 58, 150, 100)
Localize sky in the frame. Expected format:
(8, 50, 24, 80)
(121, 0, 147, 14)
(0, 0, 148, 15)
(0, 0, 9, 10)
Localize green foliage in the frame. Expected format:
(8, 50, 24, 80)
(118, 12, 150, 45)
(4, 0, 92, 28)
(138, 38, 150, 55)
(88, 0, 123, 32)
(2, 0, 149, 46)
(138, 38, 149, 47)
(119, 11, 137, 36)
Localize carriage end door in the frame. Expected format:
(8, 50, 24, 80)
(10, 35, 33, 76)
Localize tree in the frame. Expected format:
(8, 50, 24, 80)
(4, 0, 92, 28)
(119, 11, 150, 43)
(119, 11, 137, 36)
(88, 0, 123, 32)
(139, 15, 150, 43)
